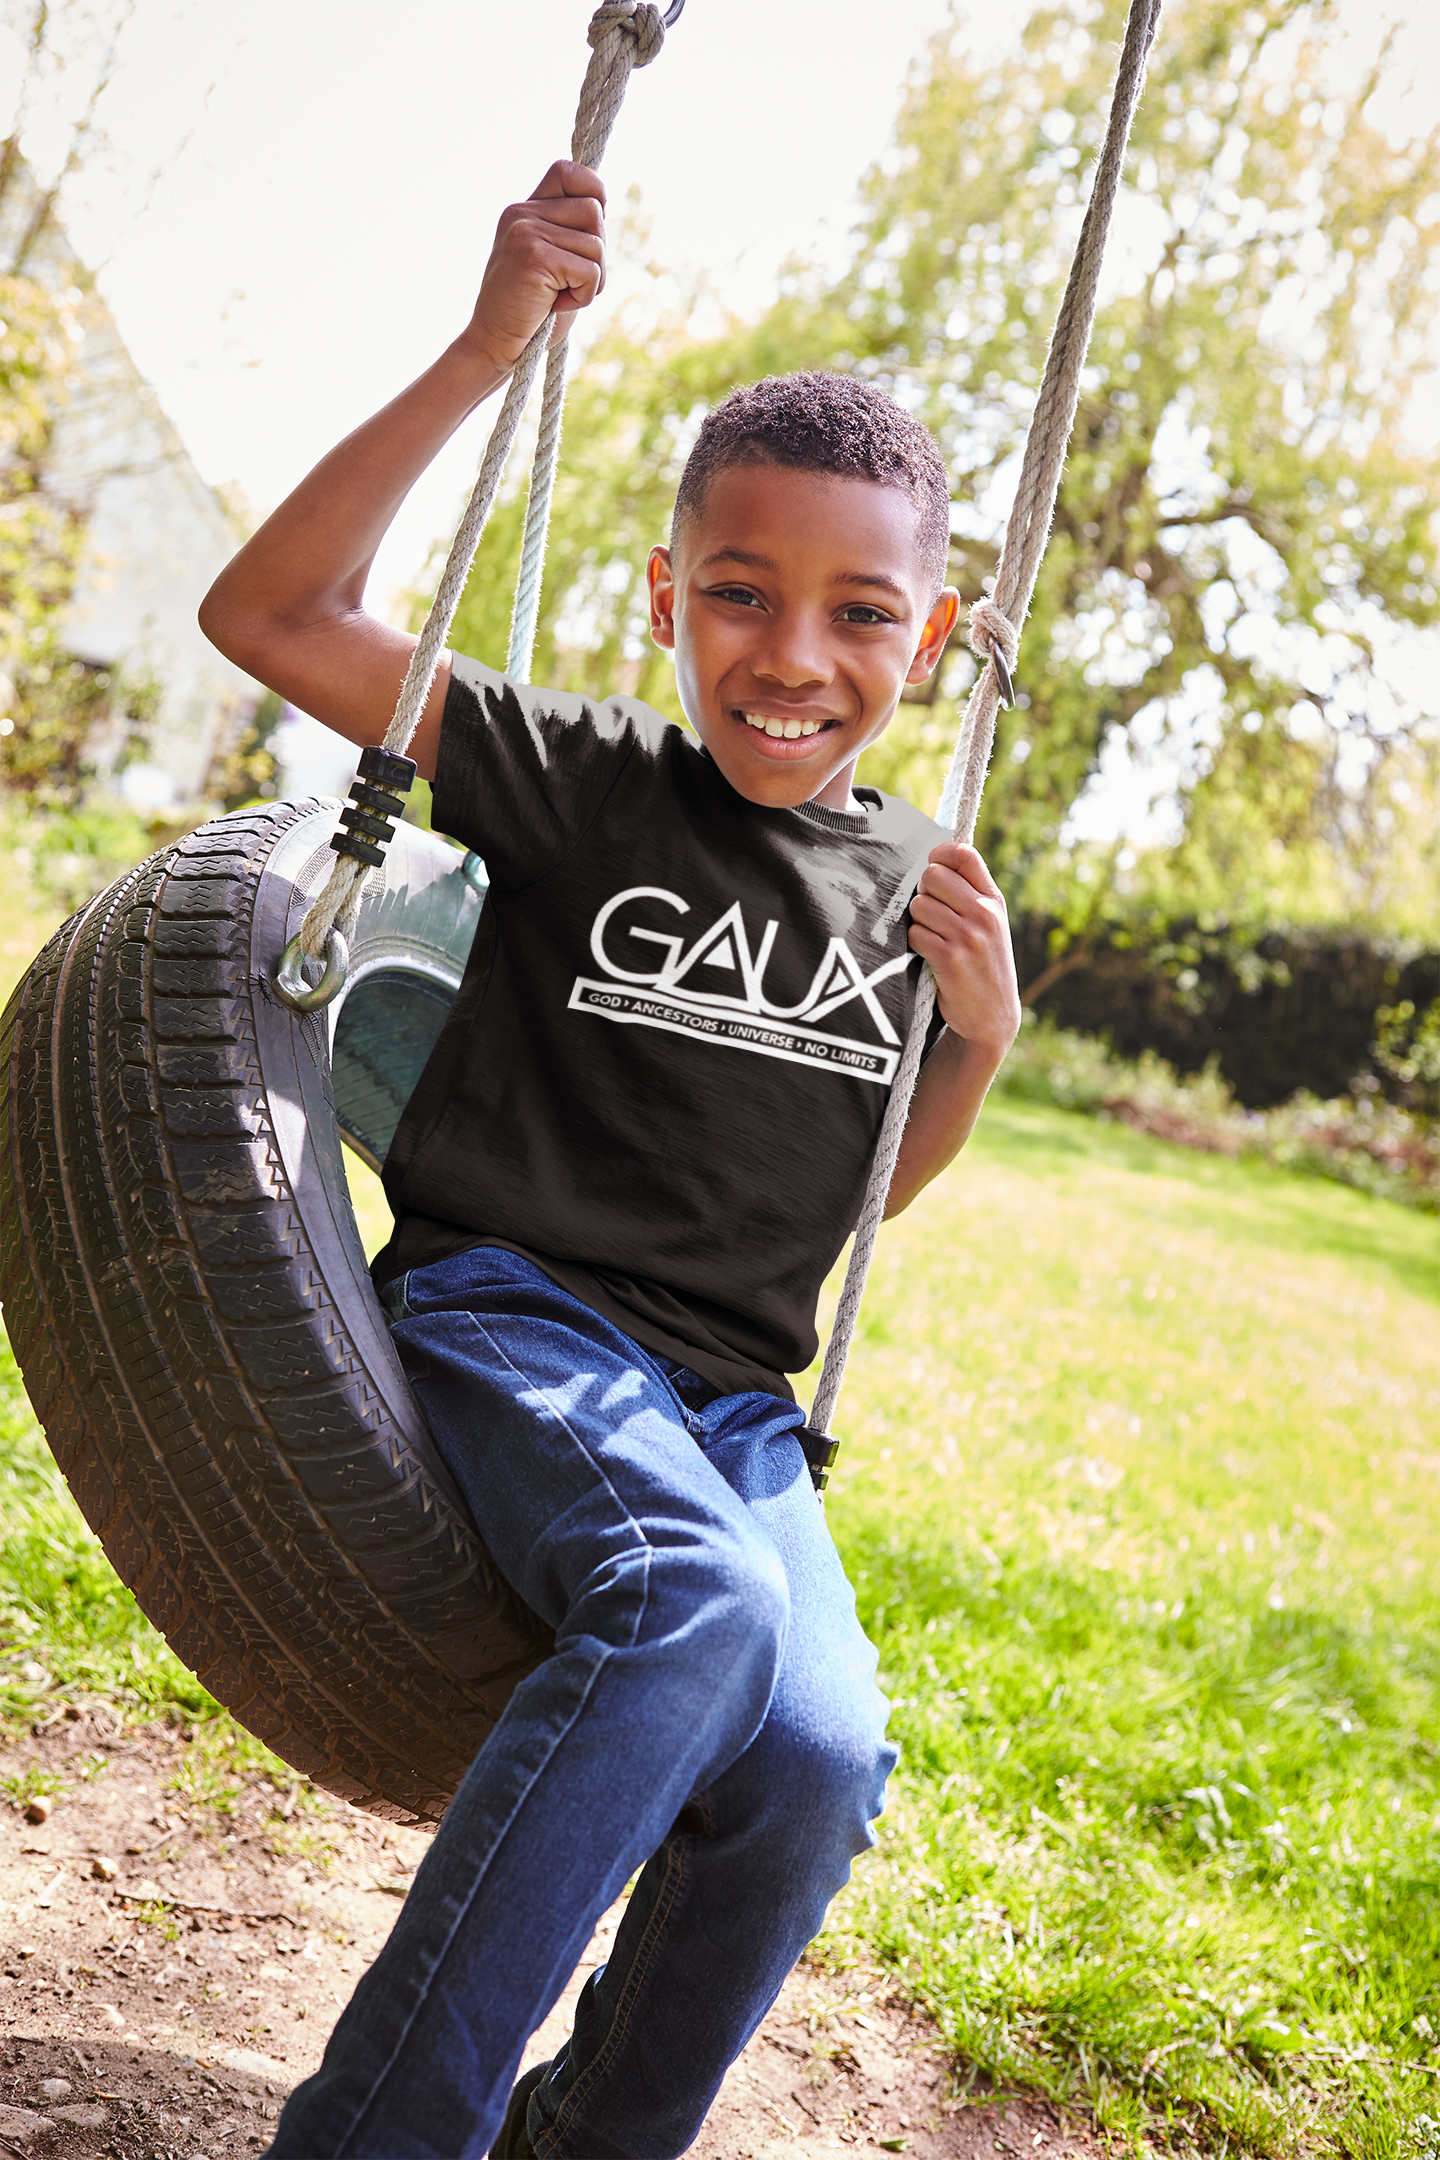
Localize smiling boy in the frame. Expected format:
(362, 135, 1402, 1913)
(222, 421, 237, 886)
(203, 160, 1019, 2160)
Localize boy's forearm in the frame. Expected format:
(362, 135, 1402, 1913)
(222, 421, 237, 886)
(229, 338, 504, 618)
(883, 1026, 1007, 1217)
(199, 164, 608, 769)
(197, 336, 508, 771)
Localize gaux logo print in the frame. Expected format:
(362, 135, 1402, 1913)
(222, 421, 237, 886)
(568, 886, 914, 1085)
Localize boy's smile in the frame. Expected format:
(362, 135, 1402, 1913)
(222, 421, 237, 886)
(647, 464, 959, 814)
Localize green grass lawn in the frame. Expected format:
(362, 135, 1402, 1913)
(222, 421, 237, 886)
(3, 1093, 1438, 2154)
(808, 1101, 1440, 2156)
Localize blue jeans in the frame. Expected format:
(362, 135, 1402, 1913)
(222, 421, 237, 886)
(267, 1247, 895, 2159)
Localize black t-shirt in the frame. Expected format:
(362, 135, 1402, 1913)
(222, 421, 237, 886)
(373, 655, 945, 1401)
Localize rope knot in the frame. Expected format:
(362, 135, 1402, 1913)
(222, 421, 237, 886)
(967, 596, 1018, 672)
(587, 1, 664, 66)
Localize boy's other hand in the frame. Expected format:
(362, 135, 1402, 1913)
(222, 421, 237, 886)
(463, 161, 607, 378)
(908, 842, 1022, 1061)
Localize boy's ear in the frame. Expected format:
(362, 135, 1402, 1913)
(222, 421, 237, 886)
(906, 587, 961, 685)
(648, 546, 676, 650)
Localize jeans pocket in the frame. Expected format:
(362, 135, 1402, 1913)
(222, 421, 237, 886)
(649, 1355, 720, 1438)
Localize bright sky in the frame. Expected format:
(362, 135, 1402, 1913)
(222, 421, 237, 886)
(3, 0, 1437, 814)
(20, 0, 978, 611)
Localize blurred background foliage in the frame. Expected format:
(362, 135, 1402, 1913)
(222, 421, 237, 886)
(438, 0, 1440, 961)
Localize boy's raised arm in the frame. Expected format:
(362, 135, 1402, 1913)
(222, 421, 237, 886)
(198, 162, 608, 783)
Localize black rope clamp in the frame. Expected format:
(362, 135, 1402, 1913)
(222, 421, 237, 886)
(330, 746, 417, 869)
(797, 1426, 840, 1494)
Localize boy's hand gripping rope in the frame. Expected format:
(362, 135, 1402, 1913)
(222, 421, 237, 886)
(805, 0, 1163, 1460)
(275, 0, 673, 1012)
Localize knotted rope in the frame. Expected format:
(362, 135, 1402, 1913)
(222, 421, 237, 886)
(808, 0, 1163, 1438)
(297, 0, 667, 963)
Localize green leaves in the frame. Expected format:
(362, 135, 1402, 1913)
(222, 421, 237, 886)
(1373, 1000, 1440, 1120)
(846, 0, 1440, 910)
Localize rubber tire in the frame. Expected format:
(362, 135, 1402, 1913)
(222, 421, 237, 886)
(0, 798, 551, 1822)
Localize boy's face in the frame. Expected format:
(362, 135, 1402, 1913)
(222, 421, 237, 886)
(647, 463, 959, 814)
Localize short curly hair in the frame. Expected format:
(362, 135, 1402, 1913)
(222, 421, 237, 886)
(671, 371, 952, 598)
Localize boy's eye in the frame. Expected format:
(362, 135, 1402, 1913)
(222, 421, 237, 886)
(707, 584, 764, 608)
(840, 604, 895, 625)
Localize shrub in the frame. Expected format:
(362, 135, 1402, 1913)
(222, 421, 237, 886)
(998, 1014, 1439, 1213)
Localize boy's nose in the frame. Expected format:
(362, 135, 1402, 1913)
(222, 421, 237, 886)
(750, 613, 830, 689)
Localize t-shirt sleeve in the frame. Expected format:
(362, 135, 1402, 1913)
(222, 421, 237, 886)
(432, 651, 648, 889)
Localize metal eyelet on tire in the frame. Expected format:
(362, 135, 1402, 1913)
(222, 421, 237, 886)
(274, 929, 350, 1012)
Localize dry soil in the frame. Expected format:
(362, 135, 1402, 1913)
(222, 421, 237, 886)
(0, 1708, 1104, 2159)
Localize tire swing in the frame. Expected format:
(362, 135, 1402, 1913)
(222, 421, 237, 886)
(0, 0, 1159, 1824)
(0, 1, 681, 1824)
(2, 807, 523, 1821)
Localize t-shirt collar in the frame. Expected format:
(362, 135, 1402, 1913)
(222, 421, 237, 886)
(792, 791, 877, 834)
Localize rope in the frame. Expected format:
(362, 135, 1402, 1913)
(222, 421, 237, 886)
(298, 0, 667, 960)
(809, 0, 1163, 1439)
(508, 332, 572, 681)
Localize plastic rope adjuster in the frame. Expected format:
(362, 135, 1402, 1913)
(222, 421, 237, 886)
(329, 746, 417, 869)
(797, 1426, 840, 1494)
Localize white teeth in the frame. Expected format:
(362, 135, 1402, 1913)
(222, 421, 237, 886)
(741, 712, 823, 738)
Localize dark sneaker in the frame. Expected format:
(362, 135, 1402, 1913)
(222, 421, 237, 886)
(488, 2059, 550, 2158)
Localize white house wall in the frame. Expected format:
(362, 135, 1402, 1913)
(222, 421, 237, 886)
(3, 165, 261, 806)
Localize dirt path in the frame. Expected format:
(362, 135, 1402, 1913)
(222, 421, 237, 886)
(0, 1712, 1102, 2158)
